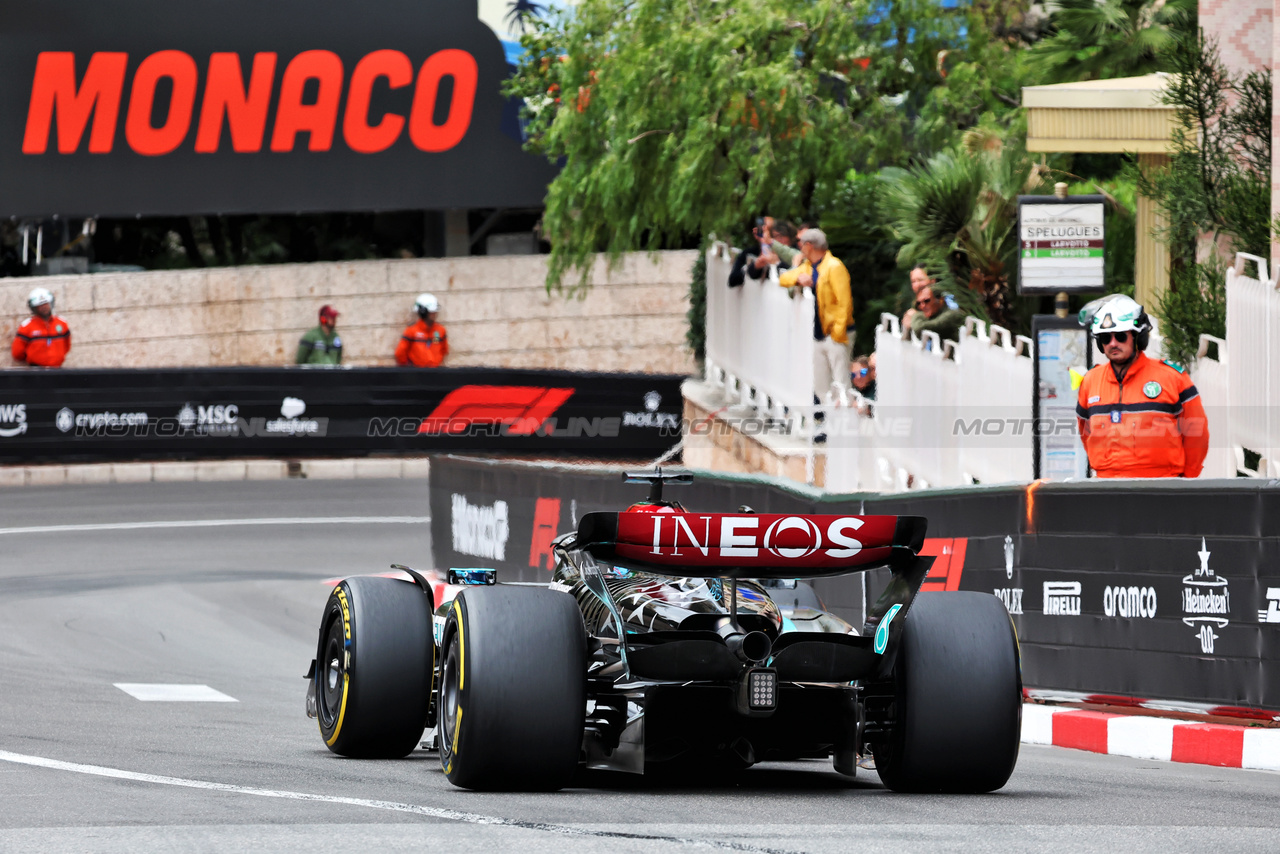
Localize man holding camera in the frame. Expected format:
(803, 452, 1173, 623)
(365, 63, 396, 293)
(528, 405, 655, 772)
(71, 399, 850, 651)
(1075, 295, 1208, 478)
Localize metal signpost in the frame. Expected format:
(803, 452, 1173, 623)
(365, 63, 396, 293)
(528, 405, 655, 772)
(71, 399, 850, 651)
(1020, 188, 1107, 480)
(1032, 315, 1092, 480)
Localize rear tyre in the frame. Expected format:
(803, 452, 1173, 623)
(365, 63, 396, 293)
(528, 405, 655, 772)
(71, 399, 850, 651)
(871, 591, 1021, 793)
(438, 586, 586, 791)
(316, 576, 434, 758)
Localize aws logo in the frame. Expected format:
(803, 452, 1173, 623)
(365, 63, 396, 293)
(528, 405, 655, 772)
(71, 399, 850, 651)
(22, 49, 477, 157)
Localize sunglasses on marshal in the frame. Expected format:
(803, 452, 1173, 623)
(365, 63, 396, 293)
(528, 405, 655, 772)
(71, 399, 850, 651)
(1095, 331, 1130, 345)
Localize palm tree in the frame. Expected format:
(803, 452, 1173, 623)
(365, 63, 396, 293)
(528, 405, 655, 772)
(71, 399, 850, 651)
(1026, 0, 1195, 84)
(881, 131, 1048, 330)
(505, 0, 548, 34)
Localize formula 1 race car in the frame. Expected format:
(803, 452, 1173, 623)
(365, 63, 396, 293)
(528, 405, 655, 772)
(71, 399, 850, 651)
(306, 470, 1022, 793)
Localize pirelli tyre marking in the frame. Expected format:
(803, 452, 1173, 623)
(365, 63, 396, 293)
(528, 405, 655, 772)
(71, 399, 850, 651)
(323, 585, 353, 747)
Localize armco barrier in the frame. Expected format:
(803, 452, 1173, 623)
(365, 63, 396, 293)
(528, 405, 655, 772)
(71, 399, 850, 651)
(0, 367, 684, 462)
(430, 455, 1280, 712)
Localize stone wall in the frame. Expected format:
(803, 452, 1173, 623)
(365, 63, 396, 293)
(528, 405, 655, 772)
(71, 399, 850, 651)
(1, 251, 699, 374)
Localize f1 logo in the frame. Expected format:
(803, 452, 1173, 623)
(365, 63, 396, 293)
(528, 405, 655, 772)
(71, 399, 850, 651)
(529, 497, 561, 571)
(419, 386, 574, 435)
(918, 537, 968, 592)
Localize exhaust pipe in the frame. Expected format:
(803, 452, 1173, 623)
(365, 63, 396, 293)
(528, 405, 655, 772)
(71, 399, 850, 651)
(724, 630, 772, 664)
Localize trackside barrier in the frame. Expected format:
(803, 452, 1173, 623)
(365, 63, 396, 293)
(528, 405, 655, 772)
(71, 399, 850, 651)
(0, 367, 685, 462)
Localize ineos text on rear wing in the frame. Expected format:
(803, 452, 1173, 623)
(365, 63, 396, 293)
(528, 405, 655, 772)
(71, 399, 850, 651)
(575, 512, 927, 579)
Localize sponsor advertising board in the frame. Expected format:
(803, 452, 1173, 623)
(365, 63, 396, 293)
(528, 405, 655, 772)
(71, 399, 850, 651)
(429, 457, 1280, 711)
(0, 367, 683, 461)
(0, 0, 556, 217)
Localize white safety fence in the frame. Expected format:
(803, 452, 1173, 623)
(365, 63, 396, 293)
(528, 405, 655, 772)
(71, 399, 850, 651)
(824, 315, 1035, 491)
(701, 242, 1272, 490)
(1190, 253, 1280, 477)
(704, 243, 818, 434)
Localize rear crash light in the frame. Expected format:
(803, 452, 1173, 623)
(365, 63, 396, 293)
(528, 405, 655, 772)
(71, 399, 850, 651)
(738, 668, 778, 714)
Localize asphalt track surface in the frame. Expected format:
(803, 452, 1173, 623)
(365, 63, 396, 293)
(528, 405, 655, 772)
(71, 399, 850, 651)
(2, 480, 1278, 853)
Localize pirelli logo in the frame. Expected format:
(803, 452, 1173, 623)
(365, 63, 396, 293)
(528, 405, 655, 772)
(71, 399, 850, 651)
(22, 49, 477, 156)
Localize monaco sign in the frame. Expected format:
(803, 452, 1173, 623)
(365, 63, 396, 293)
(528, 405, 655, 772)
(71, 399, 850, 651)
(0, 0, 556, 217)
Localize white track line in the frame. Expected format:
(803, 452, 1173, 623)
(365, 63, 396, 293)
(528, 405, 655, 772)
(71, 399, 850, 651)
(0, 517, 430, 536)
(114, 684, 238, 702)
(0, 750, 791, 853)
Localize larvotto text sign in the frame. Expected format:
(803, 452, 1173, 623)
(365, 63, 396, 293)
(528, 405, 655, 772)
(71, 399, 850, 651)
(1017, 195, 1106, 294)
(0, 0, 557, 217)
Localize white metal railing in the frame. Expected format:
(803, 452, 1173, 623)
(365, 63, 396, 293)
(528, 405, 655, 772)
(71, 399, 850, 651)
(954, 318, 1036, 485)
(703, 243, 816, 431)
(847, 314, 1034, 490)
(1195, 252, 1280, 477)
(1192, 333, 1233, 478)
(702, 242, 1276, 489)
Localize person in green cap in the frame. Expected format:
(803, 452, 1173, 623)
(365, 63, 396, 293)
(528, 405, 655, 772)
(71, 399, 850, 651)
(296, 305, 343, 365)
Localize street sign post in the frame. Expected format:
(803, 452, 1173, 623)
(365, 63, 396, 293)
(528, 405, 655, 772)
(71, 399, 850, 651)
(1017, 194, 1107, 295)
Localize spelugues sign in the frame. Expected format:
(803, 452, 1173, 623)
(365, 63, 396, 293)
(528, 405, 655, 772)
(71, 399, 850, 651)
(0, 0, 556, 217)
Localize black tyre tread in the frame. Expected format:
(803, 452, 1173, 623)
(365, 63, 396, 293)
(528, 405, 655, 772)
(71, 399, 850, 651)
(440, 586, 586, 791)
(317, 576, 433, 759)
(873, 591, 1022, 793)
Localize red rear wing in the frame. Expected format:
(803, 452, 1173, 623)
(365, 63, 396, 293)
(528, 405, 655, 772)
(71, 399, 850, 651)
(576, 512, 927, 578)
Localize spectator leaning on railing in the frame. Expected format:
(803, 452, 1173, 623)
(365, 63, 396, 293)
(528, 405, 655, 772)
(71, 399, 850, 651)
(906, 286, 965, 344)
(761, 220, 799, 269)
(779, 228, 854, 405)
(729, 218, 799, 287)
(902, 263, 958, 330)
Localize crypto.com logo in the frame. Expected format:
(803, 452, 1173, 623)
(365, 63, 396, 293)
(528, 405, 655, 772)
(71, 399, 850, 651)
(418, 386, 575, 435)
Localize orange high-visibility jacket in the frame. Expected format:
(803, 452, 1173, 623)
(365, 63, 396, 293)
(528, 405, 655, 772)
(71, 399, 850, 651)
(395, 319, 448, 367)
(1075, 351, 1209, 478)
(12, 315, 71, 366)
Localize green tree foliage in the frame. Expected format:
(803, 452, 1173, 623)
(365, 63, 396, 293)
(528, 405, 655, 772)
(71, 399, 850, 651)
(687, 242, 707, 362)
(1025, 0, 1195, 84)
(1134, 31, 1271, 367)
(508, 0, 878, 290)
(880, 130, 1048, 329)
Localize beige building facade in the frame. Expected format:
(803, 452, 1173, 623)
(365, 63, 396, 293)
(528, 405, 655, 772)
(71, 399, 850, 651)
(1200, 0, 1280, 269)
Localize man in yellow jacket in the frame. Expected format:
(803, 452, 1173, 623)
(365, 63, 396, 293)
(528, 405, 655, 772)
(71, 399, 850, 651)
(779, 228, 854, 406)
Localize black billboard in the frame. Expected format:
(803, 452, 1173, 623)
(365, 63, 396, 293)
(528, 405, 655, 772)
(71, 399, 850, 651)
(0, 367, 684, 461)
(428, 456, 1280, 714)
(0, 0, 556, 217)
